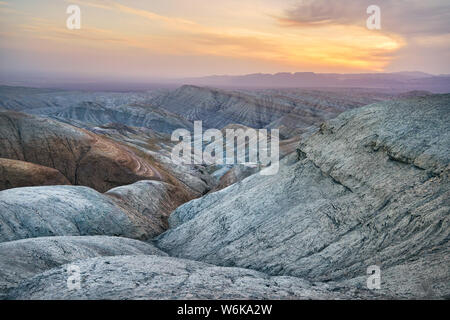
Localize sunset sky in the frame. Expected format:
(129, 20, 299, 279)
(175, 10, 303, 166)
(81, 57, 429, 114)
(0, 0, 449, 82)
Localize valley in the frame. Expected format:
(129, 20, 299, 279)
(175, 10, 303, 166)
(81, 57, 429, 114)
(0, 85, 448, 300)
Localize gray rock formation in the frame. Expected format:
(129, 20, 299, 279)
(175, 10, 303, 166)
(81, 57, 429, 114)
(0, 86, 192, 134)
(156, 95, 450, 299)
(6, 255, 380, 300)
(0, 85, 420, 139)
(0, 185, 160, 242)
(0, 236, 166, 295)
(1, 85, 448, 300)
(151, 85, 395, 135)
(46, 102, 193, 134)
(211, 165, 260, 192)
(105, 180, 191, 234)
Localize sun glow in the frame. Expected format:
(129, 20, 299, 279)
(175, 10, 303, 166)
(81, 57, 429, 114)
(0, 0, 434, 78)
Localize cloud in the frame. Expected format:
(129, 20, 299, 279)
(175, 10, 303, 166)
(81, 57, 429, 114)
(69, 0, 197, 29)
(4, 0, 442, 76)
(279, 0, 450, 36)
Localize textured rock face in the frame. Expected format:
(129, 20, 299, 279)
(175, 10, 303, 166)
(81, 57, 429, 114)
(156, 95, 450, 298)
(0, 86, 192, 134)
(212, 165, 259, 192)
(92, 123, 215, 196)
(0, 236, 166, 294)
(1, 85, 448, 300)
(0, 85, 401, 139)
(204, 123, 300, 191)
(0, 111, 166, 193)
(152, 85, 284, 128)
(152, 85, 394, 134)
(0, 87, 154, 112)
(48, 102, 193, 134)
(106, 180, 191, 234)
(0, 158, 70, 191)
(6, 255, 379, 300)
(0, 186, 160, 242)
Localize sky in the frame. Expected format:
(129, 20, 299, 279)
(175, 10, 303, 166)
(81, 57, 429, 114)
(0, 0, 449, 82)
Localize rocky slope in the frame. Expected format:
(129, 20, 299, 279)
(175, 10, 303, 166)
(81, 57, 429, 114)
(0, 158, 70, 190)
(45, 102, 193, 134)
(151, 85, 396, 136)
(204, 123, 300, 191)
(0, 90, 448, 300)
(0, 186, 152, 242)
(0, 86, 192, 133)
(0, 176, 199, 243)
(0, 110, 211, 197)
(6, 255, 379, 300)
(90, 123, 214, 196)
(156, 94, 450, 299)
(0, 236, 166, 295)
(0, 85, 411, 140)
(0, 110, 164, 192)
(105, 180, 191, 233)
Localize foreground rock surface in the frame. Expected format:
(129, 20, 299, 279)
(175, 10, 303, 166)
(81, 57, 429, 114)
(157, 95, 450, 299)
(0, 158, 70, 191)
(0, 185, 164, 242)
(0, 236, 166, 294)
(6, 255, 379, 300)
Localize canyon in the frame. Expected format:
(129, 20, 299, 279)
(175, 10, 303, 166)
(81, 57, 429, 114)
(0, 85, 448, 299)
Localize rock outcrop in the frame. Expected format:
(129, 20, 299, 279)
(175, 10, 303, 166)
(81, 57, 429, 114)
(0, 236, 166, 295)
(6, 255, 379, 300)
(0, 158, 70, 191)
(156, 95, 450, 299)
(105, 180, 191, 233)
(0, 185, 163, 242)
(212, 165, 260, 192)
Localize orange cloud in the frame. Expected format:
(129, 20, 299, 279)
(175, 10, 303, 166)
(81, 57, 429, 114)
(1, 0, 408, 75)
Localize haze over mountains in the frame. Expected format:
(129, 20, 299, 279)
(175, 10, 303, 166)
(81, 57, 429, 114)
(0, 83, 448, 300)
(178, 72, 450, 93)
(2, 72, 450, 93)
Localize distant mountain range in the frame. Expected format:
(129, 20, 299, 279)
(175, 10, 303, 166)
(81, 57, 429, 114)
(1, 71, 449, 93)
(177, 71, 450, 93)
